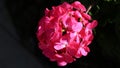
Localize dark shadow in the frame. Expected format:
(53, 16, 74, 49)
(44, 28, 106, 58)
(5, 0, 120, 68)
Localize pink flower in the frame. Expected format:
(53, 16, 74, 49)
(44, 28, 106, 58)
(36, 1, 98, 66)
(54, 39, 67, 50)
(71, 1, 86, 12)
(86, 20, 98, 29)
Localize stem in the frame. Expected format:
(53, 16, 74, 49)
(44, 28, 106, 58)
(86, 5, 92, 14)
(86, 0, 100, 14)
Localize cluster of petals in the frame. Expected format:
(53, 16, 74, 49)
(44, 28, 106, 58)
(36, 1, 97, 66)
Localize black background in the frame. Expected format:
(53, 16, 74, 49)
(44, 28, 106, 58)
(0, 0, 120, 68)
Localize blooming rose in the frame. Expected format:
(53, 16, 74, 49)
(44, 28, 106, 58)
(36, 1, 97, 66)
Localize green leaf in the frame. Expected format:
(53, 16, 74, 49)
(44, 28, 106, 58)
(96, 5, 100, 10)
(88, 12, 92, 16)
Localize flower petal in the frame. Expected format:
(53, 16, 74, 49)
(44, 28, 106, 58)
(58, 61, 67, 66)
(80, 48, 88, 56)
(72, 1, 86, 12)
(54, 44, 66, 50)
(87, 20, 98, 29)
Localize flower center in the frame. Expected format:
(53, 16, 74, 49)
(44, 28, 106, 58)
(78, 17, 82, 22)
(62, 28, 67, 35)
